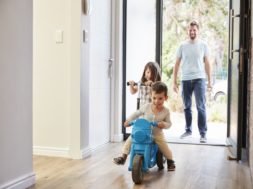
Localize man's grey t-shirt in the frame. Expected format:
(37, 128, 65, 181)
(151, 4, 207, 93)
(176, 40, 209, 81)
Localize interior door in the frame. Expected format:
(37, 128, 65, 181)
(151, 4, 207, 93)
(89, 0, 111, 148)
(227, 0, 248, 160)
(123, 0, 160, 139)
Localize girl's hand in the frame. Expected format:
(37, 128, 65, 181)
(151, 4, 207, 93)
(124, 120, 131, 127)
(145, 80, 153, 86)
(128, 80, 136, 86)
(128, 80, 138, 94)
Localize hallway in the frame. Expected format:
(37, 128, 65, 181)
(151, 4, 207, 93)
(29, 143, 252, 189)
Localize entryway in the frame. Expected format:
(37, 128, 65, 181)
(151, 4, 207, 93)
(123, 0, 229, 146)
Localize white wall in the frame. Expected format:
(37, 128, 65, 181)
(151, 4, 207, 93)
(33, 0, 124, 159)
(33, 0, 82, 158)
(0, 0, 35, 188)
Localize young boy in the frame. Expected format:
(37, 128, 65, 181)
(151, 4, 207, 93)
(113, 81, 175, 171)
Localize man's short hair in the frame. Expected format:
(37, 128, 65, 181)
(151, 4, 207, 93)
(189, 20, 199, 29)
(151, 81, 168, 96)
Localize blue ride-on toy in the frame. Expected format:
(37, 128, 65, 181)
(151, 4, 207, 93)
(128, 118, 164, 184)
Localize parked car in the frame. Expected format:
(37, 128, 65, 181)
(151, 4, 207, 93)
(211, 80, 227, 101)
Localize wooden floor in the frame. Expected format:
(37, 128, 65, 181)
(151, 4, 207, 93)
(28, 143, 252, 189)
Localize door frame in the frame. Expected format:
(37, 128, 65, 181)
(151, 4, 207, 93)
(227, 0, 251, 160)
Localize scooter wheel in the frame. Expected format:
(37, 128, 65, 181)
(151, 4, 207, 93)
(132, 154, 143, 184)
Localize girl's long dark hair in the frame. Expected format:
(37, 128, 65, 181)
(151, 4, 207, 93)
(141, 62, 161, 83)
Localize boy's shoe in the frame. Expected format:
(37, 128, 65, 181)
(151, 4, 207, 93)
(200, 135, 207, 143)
(180, 132, 192, 139)
(167, 159, 175, 171)
(113, 154, 127, 165)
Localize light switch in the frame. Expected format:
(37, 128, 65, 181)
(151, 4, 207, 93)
(55, 30, 63, 43)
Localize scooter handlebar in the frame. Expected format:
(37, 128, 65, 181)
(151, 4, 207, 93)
(127, 82, 149, 86)
(128, 120, 158, 127)
(127, 82, 138, 86)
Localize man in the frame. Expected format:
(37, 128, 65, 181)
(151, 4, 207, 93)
(173, 20, 212, 143)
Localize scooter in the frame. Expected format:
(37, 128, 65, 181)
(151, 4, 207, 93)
(128, 118, 164, 184)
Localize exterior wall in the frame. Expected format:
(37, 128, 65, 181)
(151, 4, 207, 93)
(250, 5, 253, 182)
(0, 0, 34, 188)
(249, 38, 253, 182)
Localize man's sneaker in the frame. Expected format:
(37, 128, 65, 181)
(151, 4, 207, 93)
(180, 132, 192, 139)
(200, 135, 207, 143)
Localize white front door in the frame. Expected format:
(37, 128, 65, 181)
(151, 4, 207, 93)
(89, 0, 111, 149)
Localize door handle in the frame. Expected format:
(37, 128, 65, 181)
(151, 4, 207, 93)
(229, 9, 240, 59)
(108, 58, 114, 78)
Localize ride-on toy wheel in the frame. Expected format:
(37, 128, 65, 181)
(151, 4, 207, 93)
(132, 154, 143, 184)
(156, 150, 164, 170)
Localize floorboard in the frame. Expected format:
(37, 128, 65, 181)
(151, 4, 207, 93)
(28, 143, 252, 189)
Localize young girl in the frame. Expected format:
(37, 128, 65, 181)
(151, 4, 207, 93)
(113, 81, 175, 171)
(128, 61, 161, 108)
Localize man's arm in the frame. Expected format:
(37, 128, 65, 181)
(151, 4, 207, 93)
(204, 56, 212, 89)
(173, 57, 181, 93)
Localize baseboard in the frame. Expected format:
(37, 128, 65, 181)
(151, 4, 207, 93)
(111, 134, 123, 142)
(81, 146, 91, 158)
(33, 146, 70, 158)
(0, 172, 35, 189)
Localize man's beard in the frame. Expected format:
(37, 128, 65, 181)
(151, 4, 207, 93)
(190, 35, 196, 40)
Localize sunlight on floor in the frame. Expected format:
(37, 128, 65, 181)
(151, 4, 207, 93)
(164, 112, 227, 145)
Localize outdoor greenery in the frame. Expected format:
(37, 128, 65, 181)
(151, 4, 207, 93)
(162, 0, 229, 122)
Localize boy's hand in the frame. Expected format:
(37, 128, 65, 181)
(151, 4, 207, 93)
(124, 120, 131, 127)
(157, 122, 165, 129)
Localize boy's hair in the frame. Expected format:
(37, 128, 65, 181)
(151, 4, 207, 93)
(151, 81, 168, 96)
(141, 61, 161, 83)
(189, 20, 199, 29)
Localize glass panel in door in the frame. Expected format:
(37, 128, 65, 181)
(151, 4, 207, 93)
(227, 0, 241, 159)
(125, 0, 157, 134)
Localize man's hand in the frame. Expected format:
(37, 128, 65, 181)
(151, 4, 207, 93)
(173, 83, 179, 93)
(207, 82, 212, 91)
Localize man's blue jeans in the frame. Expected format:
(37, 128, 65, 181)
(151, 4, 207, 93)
(181, 78, 207, 136)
